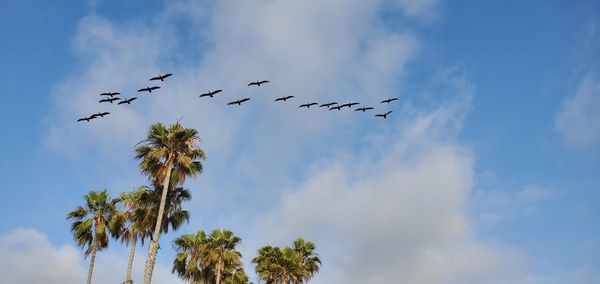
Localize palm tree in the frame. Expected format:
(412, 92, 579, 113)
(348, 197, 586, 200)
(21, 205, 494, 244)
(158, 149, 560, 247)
(204, 229, 243, 284)
(136, 182, 192, 236)
(66, 189, 120, 284)
(252, 239, 321, 284)
(135, 122, 206, 284)
(292, 239, 321, 282)
(172, 230, 212, 284)
(114, 187, 151, 284)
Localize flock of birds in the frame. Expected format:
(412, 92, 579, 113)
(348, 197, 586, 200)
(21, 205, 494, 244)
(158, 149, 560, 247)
(78, 74, 398, 122)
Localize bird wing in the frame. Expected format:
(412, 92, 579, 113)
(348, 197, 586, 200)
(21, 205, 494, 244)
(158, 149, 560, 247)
(129, 97, 137, 102)
(227, 101, 237, 105)
(259, 80, 269, 84)
(163, 73, 173, 79)
(101, 112, 110, 115)
(118, 101, 126, 105)
(309, 103, 318, 106)
(199, 92, 211, 97)
(248, 82, 257, 86)
(240, 98, 250, 103)
(366, 107, 374, 110)
(99, 99, 109, 102)
(150, 86, 161, 90)
(149, 76, 161, 81)
(275, 97, 284, 101)
(212, 90, 223, 95)
(137, 88, 148, 92)
(386, 111, 393, 115)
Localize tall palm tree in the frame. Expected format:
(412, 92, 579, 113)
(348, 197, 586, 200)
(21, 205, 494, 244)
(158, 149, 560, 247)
(135, 122, 206, 284)
(252, 239, 321, 284)
(66, 190, 120, 284)
(204, 229, 243, 284)
(114, 187, 151, 284)
(172, 230, 212, 284)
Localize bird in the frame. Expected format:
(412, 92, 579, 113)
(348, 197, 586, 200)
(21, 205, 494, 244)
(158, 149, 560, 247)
(199, 90, 223, 98)
(320, 102, 337, 108)
(380, 98, 398, 104)
(355, 107, 374, 112)
(375, 111, 393, 118)
(248, 80, 269, 87)
(137, 86, 161, 93)
(90, 112, 110, 118)
(329, 105, 342, 111)
(99, 97, 121, 103)
(299, 102, 318, 108)
(118, 97, 137, 105)
(100, 92, 121, 97)
(275, 95, 294, 102)
(227, 98, 251, 105)
(338, 102, 359, 109)
(149, 73, 173, 81)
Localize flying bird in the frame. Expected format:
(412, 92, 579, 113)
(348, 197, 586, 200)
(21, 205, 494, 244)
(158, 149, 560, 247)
(100, 92, 120, 97)
(99, 97, 121, 103)
(248, 80, 269, 87)
(199, 90, 223, 98)
(90, 112, 110, 118)
(149, 73, 173, 81)
(137, 86, 161, 93)
(227, 98, 251, 105)
(338, 102, 358, 109)
(375, 111, 393, 119)
(299, 102, 318, 108)
(320, 102, 337, 108)
(275, 95, 294, 102)
(380, 98, 398, 104)
(118, 97, 137, 105)
(355, 107, 374, 112)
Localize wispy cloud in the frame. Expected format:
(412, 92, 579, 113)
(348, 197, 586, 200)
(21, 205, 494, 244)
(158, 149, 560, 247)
(555, 74, 600, 150)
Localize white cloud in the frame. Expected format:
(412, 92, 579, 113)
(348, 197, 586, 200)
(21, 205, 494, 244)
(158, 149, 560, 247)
(555, 74, 600, 150)
(0, 228, 179, 284)
(245, 90, 533, 283)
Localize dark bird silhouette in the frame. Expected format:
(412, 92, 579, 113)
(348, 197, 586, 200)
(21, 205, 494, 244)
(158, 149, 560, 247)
(90, 112, 110, 118)
(99, 97, 121, 103)
(329, 105, 342, 111)
(137, 86, 161, 93)
(375, 111, 393, 118)
(227, 98, 251, 105)
(100, 92, 120, 97)
(275, 95, 294, 102)
(380, 98, 398, 104)
(149, 73, 173, 81)
(339, 102, 358, 109)
(320, 102, 337, 108)
(118, 97, 137, 105)
(299, 102, 318, 108)
(355, 107, 374, 112)
(248, 80, 269, 87)
(199, 90, 223, 98)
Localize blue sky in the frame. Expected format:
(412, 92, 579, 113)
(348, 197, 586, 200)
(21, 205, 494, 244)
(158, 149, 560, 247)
(1, 0, 599, 283)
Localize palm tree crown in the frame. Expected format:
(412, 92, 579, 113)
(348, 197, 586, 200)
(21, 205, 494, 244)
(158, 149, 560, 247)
(252, 238, 321, 284)
(66, 189, 120, 284)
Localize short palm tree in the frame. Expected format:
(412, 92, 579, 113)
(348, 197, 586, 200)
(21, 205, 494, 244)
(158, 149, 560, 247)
(66, 189, 120, 284)
(135, 122, 206, 284)
(252, 239, 321, 284)
(172, 230, 212, 284)
(292, 239, 321, 282)
(204, 229, 244, 284)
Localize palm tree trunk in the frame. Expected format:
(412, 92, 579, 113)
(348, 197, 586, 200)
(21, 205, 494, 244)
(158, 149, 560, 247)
(125, 237, 137, 284)
(143, 161, 174, 284)
(215, 256, 223, 284)
(86, 245, 97, 284)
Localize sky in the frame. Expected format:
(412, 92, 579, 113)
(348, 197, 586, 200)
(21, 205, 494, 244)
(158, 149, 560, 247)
(0, 0, 599, 283)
